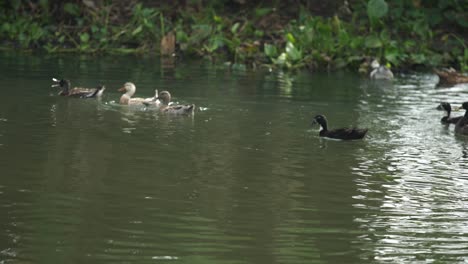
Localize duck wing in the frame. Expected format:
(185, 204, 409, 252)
(127, 98, 148, 105)
(448, 116, 463, 124)
(66, 87, 97, 97)
(455, 117, 468, 135)
(162, 104, 195, 115)
(324, 127, 368, 140)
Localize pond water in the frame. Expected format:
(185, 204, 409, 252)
(1, 52, 468, 264)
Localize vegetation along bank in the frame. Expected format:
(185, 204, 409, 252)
(1, 0, 466, 72)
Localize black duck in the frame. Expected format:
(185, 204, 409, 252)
(312, 114, 368, 140)
(439, 102, 462, 124)
(455, 102, 468, 135)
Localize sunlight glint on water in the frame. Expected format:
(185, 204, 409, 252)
(0, 53, 468, 263)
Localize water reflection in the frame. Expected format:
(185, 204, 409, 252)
(353, 73, 468, 262)
(1, 53, 468, 263)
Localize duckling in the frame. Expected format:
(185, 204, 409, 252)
(312, 114, 368, 140)
(434, 68, 468, 86)
(118, 82, 153, 105)
(156, 91, 195, 115)
(439, 102, 463, 124)
(455, 102, 468, 135)
(369, 60, 394, 80)
(51, 78, 105, 98)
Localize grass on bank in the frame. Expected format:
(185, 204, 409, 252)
(0, 0, 466, 72)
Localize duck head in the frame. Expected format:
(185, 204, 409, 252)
(371, 59, 380, 69)
(52, 78, 71, 92)
(460, 102, 468, 111)
(440, 102, 452, 113)
(118, 82, 136, 96)
(157, 91, 172, 105)
(312, 114, 328, 131)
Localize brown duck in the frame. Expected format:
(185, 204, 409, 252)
(154, 91, 195, 115)
(52, 78, 105, 98)
(434, 68, 468, 86)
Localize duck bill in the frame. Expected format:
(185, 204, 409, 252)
(118, 87, 126, 92)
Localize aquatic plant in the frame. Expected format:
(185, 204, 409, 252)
(0, 0, 466, 72)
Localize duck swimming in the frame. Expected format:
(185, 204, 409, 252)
(455, 102, 468, 135)
(439, 102, 462, 125)
(51, 78, 105, 98)
(369, 60, 394, 80)
(155, 91, 195, 115)
(118, 82, 156, 105)
(312, 114, 368, 140)
(434, 68, 468, 86)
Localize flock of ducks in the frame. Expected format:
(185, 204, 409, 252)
(51, 64, 468, 141)
(310, 101, 468, 141)
(51, 78, 195, 115)
(311, 62, 468, 140)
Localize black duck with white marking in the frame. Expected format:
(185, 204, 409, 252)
(439, 102, 462, 125)
(312, 114, 368, 140)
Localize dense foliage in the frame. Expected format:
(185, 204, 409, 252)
(0, 0, 466, 71)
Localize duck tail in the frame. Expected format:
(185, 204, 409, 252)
(51, 77, 60, 87)
(82, 85, 104, 98)
(188, 104, 195, 113)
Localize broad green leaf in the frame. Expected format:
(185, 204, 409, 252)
(384, 49, 399, 65)
(132, 25, 142, 36)
(58, 35, 65, 43)
(255, 8, 272, 18)
(285, 42, 302, 61)
(190, 24, 212, 44)
(231, 22, 240, 34)
(365, 35, 382, 48)
(64, 3, 79, 16)
(80, 32, 90, 43)
(410, 53, 427, 64)
(213, 15, 222, 23)
(2, 23, 11, 32)
(176, 29, 188, 43)
(264, 44, 278, 58)
(367, 0, 388, 19)
(205, 36, 224, 52)
(254, 30, 264, 38)
(91, 25, 99, 33)
(286, 33, 296, 44)
(273, 52, 287, 66)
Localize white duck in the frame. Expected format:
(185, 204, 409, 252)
(370, 60, 394, 80)
(118, 82, 158, 105)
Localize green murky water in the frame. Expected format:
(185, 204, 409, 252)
(1, 53, 468, 264)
